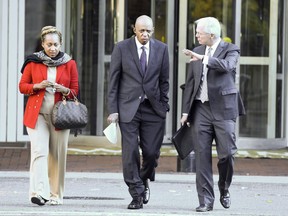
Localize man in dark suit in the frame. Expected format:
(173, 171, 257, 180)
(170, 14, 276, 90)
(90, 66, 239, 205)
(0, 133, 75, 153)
(181, 17, 245, 212)
(107, 15, 169, 210)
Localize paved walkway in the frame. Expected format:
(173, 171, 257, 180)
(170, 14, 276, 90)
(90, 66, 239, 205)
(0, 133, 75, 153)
(1, 141, 288, 215)
(0, 171, 288, 216)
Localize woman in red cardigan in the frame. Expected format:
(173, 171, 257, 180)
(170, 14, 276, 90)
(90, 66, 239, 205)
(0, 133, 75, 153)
(19, 26, 78, 206)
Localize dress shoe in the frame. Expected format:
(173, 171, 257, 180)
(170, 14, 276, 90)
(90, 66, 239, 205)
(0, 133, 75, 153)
(196, 204, 213, 212)
(31, 195, 48, 206)
(220, 190, 231, 209)
(143, 180, 150, 204)
(127, 197, 143, 209)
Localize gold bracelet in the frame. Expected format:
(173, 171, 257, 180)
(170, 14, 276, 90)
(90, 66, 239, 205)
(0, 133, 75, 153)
(62, 88, 70, 96)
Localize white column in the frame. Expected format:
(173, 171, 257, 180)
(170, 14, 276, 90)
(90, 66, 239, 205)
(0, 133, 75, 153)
(0, 0, 8, 142)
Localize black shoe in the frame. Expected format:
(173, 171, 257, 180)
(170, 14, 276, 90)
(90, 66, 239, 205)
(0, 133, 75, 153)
(31, 195, 48, 206)
(127, 197, 143, 209)
(143, 180, 150, 204)
(220, 190, 231, 209)
(196, 204, 213, 212)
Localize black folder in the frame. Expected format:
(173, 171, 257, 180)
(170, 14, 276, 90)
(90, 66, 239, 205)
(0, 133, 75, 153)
(172, 124, 194, 160)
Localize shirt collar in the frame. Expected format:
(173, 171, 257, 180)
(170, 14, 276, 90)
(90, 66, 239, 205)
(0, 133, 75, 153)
(207, 38, 221, 52)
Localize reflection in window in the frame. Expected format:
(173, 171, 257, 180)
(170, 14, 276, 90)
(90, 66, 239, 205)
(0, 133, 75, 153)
(187, 0, 235, 49)
(241, 0, 270, 56)
(126, 0, 167, 42)
(126, 0, 151, 38)
(25, 0, 56, 56)
(239, 65, 268, 138)
(105, 0, 116, 54)
(23, 0, 56, 135)
(154, 0, 167, 43)
(69, 0, 117, 135)
(276, 80, 282, 138)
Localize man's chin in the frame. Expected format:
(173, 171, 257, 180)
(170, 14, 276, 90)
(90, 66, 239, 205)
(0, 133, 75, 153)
(141, 39, 149, 44)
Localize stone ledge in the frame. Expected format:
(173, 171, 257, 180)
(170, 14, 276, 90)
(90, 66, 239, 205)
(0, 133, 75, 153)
(67, 135, 288, 159)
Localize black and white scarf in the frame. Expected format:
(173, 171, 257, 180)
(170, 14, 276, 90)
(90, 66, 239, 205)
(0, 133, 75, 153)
(20, 50, 71, 73)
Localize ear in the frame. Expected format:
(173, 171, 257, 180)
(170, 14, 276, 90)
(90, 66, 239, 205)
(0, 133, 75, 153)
(133, 27, 136, 34)
(41, 42, 45, 48)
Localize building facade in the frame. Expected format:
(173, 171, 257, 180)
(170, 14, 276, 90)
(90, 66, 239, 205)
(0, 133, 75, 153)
(1, 0, 288, 149)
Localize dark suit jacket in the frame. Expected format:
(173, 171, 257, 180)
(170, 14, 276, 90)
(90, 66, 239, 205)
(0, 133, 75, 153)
(108, 37, 170, 122)
(182, 40, 245, 120)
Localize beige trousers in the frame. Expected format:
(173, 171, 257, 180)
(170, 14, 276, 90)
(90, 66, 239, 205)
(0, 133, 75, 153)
(27, 113, 70, 204)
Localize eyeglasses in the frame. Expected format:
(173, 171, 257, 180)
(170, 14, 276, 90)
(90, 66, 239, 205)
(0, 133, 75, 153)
(195, 32, 210, 36)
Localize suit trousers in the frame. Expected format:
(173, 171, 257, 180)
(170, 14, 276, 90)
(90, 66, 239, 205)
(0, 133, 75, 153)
(190, 101, 237, 206)
(27, 113, 70, 204)
(119, 99, 165, 199)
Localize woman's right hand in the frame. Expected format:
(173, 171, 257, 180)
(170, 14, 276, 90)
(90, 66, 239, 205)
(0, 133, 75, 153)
(33, 80, 51, 90)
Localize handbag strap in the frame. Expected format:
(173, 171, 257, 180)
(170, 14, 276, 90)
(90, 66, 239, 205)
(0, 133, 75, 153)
(69, 87, 84, 137)
(70, 90, 79, 101)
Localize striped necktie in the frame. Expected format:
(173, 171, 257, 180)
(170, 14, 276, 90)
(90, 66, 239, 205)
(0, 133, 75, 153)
(199, 47, 212, 103)
(140, 46, 147, 76)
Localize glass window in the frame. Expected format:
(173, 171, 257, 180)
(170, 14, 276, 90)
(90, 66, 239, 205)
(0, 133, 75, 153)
(275, 0, 284, 138)
(23, 0, 56, 135)
(69, 0, 117, 135)
(239, 0, 284, 138)
(126, 0, 151, 38)
(67, 0, 169, 135)
(126, 0, 167, 42)
(154, 0, 167, 43)
(187, 0, 235, 49)
(69, 0, 98, 135)
(25, 0, 56, 56)
(240, 0, 270, 57)
(239, 65, 268, 138)
(105, 0, 116, 54)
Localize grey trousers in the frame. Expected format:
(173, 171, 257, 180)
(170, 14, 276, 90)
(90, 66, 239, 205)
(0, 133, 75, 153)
(191, 101, 237, 206)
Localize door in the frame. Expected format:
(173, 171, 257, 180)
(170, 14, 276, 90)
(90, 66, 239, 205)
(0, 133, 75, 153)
(238, 0, 282, 140)
(67, 0, 175, 142)
(177, 0, 285, 148)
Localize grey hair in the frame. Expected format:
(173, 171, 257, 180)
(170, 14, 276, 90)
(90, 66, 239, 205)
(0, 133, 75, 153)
(196, 17, 221, 38)
(135, 15, 154, 26)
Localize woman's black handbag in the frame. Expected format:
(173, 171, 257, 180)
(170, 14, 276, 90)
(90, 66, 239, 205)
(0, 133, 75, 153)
(52, 91, 88, 129)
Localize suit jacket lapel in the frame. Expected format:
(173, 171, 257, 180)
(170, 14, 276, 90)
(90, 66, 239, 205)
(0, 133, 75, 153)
(129, 37, 143, 76)
(197, 45, 206, 73)
(146, 39, 156, 78)
(193, 46, 205, 93)
(212, 40, 224, 58)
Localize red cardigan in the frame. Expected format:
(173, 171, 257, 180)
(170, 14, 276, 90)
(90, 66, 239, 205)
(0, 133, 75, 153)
(19, 60, 79, 129)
